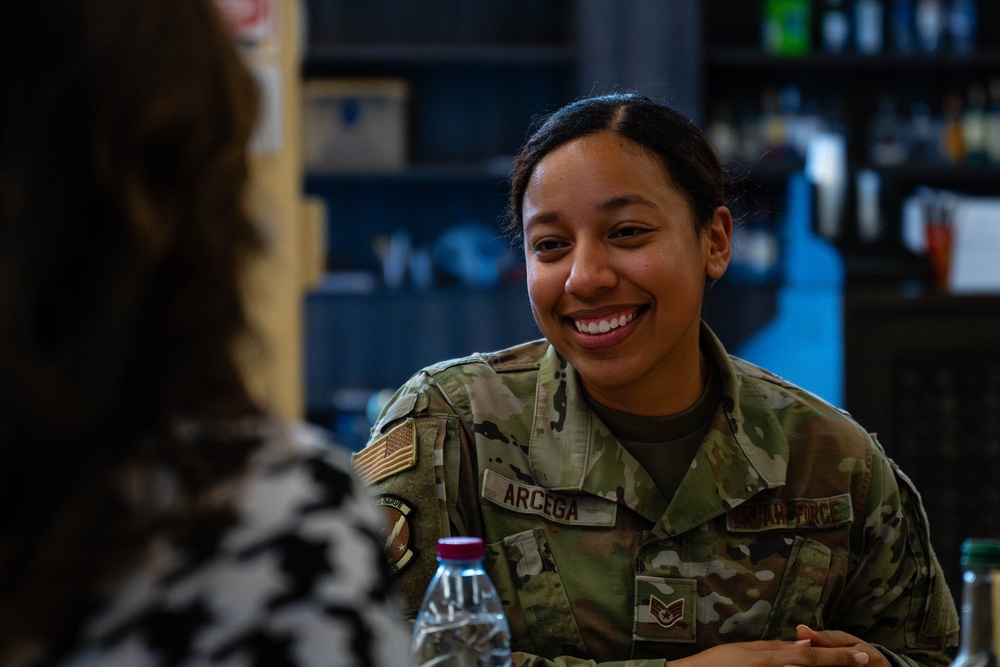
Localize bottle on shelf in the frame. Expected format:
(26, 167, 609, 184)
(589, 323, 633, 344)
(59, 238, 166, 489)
(941, 91, 966, 164)
(411, 537, 512, 667)
(869, 94, 910, 166)
(923, 189, 955, 291)
(890, 0, 917, 52)
(962, 83, 987, 166)
(707, 102, 741, 161)
(737, 103, 764, 164)
(915, 0, 946, 53)
(909, 100, 940, 163)
(947, 0, 977, 54)
(820, 0, 852, 53)
(762, 0, 812, 55)
(760, 86, 789, 158)
(780, 84, 818, 159)
(854, 0, 885, 54)
(985, 78, 1000, 166)
(949, 538, 1000, 667)
(855, 169, 884, 243)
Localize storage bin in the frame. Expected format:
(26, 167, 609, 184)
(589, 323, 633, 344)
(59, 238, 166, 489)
(302, 78, 409, 173)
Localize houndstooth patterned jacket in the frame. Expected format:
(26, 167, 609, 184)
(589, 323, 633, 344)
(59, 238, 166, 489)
(35, 423, 409, 667)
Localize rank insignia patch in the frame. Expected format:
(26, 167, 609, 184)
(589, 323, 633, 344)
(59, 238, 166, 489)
(352, 419, 417, 485)
(650, 594, 684, 628)
(634, 576, 696, 643)
(375, 494, 417, 575)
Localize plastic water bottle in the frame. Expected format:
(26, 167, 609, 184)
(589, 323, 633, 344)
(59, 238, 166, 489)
(410, 537, 512, 666)
(950, 538, 1000, 667)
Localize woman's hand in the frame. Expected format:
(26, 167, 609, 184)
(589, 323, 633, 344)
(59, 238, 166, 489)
(667, 626, 887, 666)
(789, 625, 892, 667)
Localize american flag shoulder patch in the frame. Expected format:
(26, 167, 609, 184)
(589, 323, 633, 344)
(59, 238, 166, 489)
(352, 419, 418, 485)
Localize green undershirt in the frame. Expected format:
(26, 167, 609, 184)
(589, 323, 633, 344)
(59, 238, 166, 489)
(585, 362, 722, 503)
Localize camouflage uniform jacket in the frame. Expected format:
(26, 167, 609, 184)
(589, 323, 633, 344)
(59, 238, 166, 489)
(354, 325, 958, 667)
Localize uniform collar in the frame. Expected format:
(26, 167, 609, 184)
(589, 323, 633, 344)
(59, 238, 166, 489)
(528, 344, 667, 520)
(526, 324, 790, 536)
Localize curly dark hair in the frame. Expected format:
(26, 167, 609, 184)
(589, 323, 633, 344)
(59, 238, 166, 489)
(0, 0, 265, 658)
(504, 92, 735, 243)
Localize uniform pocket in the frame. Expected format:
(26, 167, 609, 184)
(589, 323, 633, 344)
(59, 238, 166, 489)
(488, 528, 587, 658)
(761, 536, 833, 639)
(648, 531, 835, 645)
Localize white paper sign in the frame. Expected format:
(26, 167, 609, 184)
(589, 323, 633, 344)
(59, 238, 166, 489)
(248, 64, 283, 155)
(949, 197, 1000, 294)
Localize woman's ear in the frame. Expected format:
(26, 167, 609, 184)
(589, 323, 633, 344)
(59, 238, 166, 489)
(704, 206, 733, 280)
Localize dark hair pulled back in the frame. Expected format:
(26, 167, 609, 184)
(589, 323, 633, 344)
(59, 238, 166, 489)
(504, 92, 731, 241)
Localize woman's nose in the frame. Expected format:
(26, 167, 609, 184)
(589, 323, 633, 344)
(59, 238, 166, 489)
(565, 241, 617, 296)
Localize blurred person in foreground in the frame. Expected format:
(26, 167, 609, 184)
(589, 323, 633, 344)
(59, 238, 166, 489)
(0, 0, 407, 664)
(355, 93, 959, 666)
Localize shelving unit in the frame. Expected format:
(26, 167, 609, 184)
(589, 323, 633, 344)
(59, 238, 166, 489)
(701, 0, 1000, 288)
(300, 0, 583, 439)
(301, 0, 580, 269)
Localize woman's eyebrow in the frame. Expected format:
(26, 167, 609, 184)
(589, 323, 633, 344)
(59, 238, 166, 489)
(524, 193, 661, 231)
(596, 194, 660, 212)
(524, 210, 560, 231)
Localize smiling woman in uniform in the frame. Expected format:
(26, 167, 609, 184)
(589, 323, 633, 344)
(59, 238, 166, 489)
(355, 92, 958, 667)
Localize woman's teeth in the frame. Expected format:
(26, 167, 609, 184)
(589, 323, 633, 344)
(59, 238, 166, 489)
(574, 311, 635, 334)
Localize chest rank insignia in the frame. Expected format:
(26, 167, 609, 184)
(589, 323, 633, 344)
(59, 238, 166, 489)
(374, 494, 417, 575)
(650, 594, 685, 628)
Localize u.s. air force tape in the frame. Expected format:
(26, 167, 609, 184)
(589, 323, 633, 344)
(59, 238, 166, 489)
(725, 494, 853, 532)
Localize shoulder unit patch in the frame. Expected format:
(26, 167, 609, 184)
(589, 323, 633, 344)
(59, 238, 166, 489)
(375, 494, 418, 575)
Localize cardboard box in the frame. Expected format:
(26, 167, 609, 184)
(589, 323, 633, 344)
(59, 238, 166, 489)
(302, 78, 409, 173)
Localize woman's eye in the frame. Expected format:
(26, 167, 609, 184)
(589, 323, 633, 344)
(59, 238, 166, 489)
(611, 225, 646, 239)
(532, 239, 564, 253)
